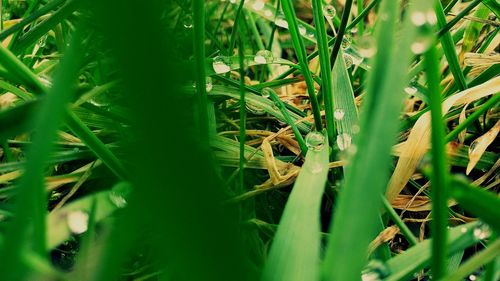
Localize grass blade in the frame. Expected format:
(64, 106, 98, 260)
(261, 131, 329, 281)
(424, 42, 449, 279)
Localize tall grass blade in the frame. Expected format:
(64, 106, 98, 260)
(261, 131, 329, 281)
(322, 0, 423, 279)
(0, 27, 83, 280)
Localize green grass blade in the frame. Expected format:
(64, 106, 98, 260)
(424, 42, 449, 278)
(0, 44, 47, 93)
(0, 99, 38, 141)
(280, 0, 322, 130)
(65, 110, 128, 180)
(328, 0, 353, 70)
(449, 177, 500, 233)
(11, 0, 81, 54)
(385, 222, 481, 281)
(322, 0, 424, 279)
(0, 27, 83, 280)
(441, 239, 500, 281)
(193, 0, 209, 139)
(261, 131, 329, 281)
(481, 0, 500, 18)
(331, 49, 359, 152)
(434, 1, 467, 91)
(312, 0, 335, 146)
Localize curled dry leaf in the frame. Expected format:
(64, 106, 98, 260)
(386, 77, 500, 203)
(466, 120, 500, 175)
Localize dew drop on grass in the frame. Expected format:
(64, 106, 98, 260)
(357, 35, 377, 58)
(343, 54, 353, 68)
(67, 210, 89, 234)
(183, 14, 193, 29)
(261, 87, 273, 98)
(252, 0, 265, 11)
(264, 9, 273, 17)
(361, 260, 390, 281)
(472, 223, 491, 240)
(404, 86, 417, 95)
(334, 108, 345, 120)
(275, 17, 288, 28)
(410, 11, 427, 26)
(411, 34, 433, 54)
(352, 124, 360, 134)
(212, 56, 231, 74)
(254, 50, 274, 64)
(298, 25, 307, 35)
(108, 182, 132, 208)
(336, 133, 352, 151)
(305, 131, 325, 151)
(341, 35, 352, 49)
(322, 4, 336, 19)
(205, 77, 213, 92)
(469, 274, 477, 281)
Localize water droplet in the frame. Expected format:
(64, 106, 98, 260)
(472, 223, 491, 240)
(305, 131, 326, 151)
(206, 77, 213, 92)
(336, 133, 352, 151)
(229, 0, 237, 4)
(275, 17, 288, 28)
(254, 50, 274, 64)
(252, 0, 265, 11)
(109, 192, 127, 208)
(298, 25, 307, 35)
(411, 11, 427, 26)
(411, 34, 433, 54)
(67, 210, 89, 234)
(264, 9, 273, 17)
(341, 35, 352, 49)
(262, 87, 273, 98)
(352, 125, 360, 134)
(460, 227, 467, 233)
(361, 260, 390, 281)
(469, 274, 477, 281)
(426, 11, 437, 25)
(343, 54, 353, 68)
(108, 182, 132, 208)
(404, 86, 417, 95)
(212, 56, 231, 74)
(347, 144, 358, 156)
(323, 4, 336, 19)
(334, 108, 345, 120)
(310, 162, 323, 174)
(357, 35, 377, 58)
(183, 14, 193, 28)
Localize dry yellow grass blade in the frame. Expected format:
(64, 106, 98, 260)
(368, 225, 400, 256)
(386, 76, 500, 203)
(466, 119, 500, 175)
(458, 103, 470, 143)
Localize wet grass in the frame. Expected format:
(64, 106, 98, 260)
(0, 0, 498, 280)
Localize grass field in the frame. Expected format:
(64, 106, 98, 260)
(0, 0, 499, 280)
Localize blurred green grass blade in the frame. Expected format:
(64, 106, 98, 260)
(0, 99, 39, 141)
(434, 2, 467, 91)
(11, 0, 81, 54)
(0, 27, 83, 279)
(261, 132, 329, 281)
(441, 239, 500, 281)
(65, 110, 128, 180)
(0, 80, 35, 100)
(331, 50, 359, 152)
(462, 4, 490, 55)
(385, 222, 481, 281)
(194, 0, 209, 139)
(481, 0, 500, 18)
(449, 177, 500, 233)
(0, 0, 65, 41)
(0, 44, 47, 93)
(322, 0, 423, 279)
(424, 43, 449, 278)
(280, 0, 322, 130)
